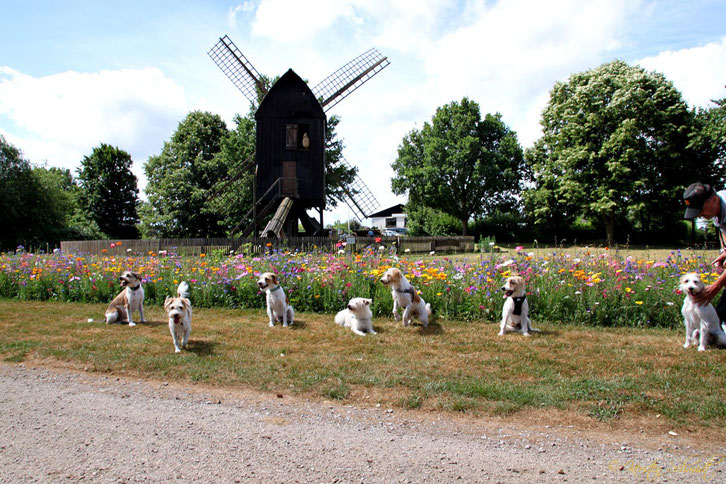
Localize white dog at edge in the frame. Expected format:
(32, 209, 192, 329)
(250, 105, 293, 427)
(257, 272, 294, 327)
(679, 272, 726, 351)
(499, 276, 537, 336)
(104, 271, 145, 326)
(164, 281, 192, 353)
(379, 267, 431, 326)
(335, 297, 376, 336)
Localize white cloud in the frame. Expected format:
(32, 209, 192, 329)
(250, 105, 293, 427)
(250, 0, 359, 42)
(636, 36, 726, 108)
(0, 67, 187, 187)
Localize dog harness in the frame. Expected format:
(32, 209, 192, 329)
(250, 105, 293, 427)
(512, 296, 526, 316)
(395, 287, 416, 296)
(269, 285, 282, 293)
(129, 285, 141, 291)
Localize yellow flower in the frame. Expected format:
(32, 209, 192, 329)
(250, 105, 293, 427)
(635, 301, 643, 305)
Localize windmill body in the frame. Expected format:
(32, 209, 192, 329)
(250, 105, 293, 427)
(255, 69, 326, 210)
(208, 35, 387, 238)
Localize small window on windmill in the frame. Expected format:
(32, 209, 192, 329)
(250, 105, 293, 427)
(298, 124, 310, 150)
(286, 124, 298, 149)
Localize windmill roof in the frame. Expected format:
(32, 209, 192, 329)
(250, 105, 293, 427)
(368, 204, 406, 218)
(255, 69, 325, 119)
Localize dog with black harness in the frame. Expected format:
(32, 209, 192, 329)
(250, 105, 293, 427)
(499, 276, 537, 336)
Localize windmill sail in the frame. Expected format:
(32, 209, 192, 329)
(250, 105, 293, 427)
(339, 156, 380, 221)
(312, 48, 390, 112)
(208, 35, 266, 104)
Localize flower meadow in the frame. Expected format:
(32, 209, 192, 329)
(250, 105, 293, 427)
(0, 245, 719, 329)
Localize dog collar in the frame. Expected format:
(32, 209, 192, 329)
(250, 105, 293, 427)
(395, 287, 416, 296)
(128, 285, 141, 291)
(269, 285, 282, 293)
(513, 296, 526, 316)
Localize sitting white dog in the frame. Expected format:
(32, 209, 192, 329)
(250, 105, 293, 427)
(164, 281, 192, 353)
(104, 271, 145, 326)
(679, 272, 726, 351)
(379, 267, 431, 326)
(335, 297, 376, 336)
(257, 272, 294, 327)
(499, 276, 537, 336)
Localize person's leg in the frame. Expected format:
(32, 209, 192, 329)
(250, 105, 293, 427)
(715, 290, 726, 323)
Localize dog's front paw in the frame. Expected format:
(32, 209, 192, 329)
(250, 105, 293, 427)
(268, 321, 275, 327)
(128, 321, 136, 327)
(497, 331, 504, 336)
(698, 346, 706, 352)
(175, 348, 181, 353)
(523, 332, 531, 336)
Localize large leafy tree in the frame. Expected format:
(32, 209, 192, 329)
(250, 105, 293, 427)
(77, 144, 140, 239)
(694, 92, 726, 186)
(523, 60, 716, 244)
(391, 97, 525, 235)
(142, 111, 229, 237)
(0, 136, 87, 249)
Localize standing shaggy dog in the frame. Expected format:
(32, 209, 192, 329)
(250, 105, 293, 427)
(164, 281, 192, 353)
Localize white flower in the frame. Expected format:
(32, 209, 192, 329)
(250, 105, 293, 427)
(527, 252, 534, 257)
(405, 248, 411, 253)
(126, 249, 132, 253)
(430, 251, 435, 255)
(338, 249, 345, 255)
(574, 291, 582, 295)
(379, 246, 385, 251)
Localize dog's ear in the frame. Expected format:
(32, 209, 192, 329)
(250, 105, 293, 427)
(182, 298, 192, 312)
(271, 273, 278, 285)
(364, 298, 372, 305)
(412, 290, 421, 303)
(131, 272, 142, 281)
(163, 296, 173, 311)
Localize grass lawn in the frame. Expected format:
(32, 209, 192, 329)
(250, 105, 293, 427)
(2, 298, 725, 432)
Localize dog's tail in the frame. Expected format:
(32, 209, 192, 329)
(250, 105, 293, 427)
(177, 281, 190, 299)
(426, 303, 432, 316)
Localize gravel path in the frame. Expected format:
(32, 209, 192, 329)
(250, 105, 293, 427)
(1, 363, 724, 483)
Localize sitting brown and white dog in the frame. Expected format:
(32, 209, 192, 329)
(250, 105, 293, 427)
(379, 267, 431, 326)
(335, 297, 376, 336)
(679, 272, 726, 351)
(104, 271, 145, 326)
(164, 281, 192, 353)
(257, 272, 294, 327)
(499, 276, 536, 336)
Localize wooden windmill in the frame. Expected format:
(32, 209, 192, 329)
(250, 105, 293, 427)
(207, 35, 387, 238)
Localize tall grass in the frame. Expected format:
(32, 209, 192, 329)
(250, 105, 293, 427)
(0, 244, 718, 328)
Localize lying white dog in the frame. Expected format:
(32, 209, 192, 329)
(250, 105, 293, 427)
(379, 267, 431, 326)
(104, 271, 145, 326)
(257, 272, 294, 327)
(499, 276, 537, 336)
(335, 297, 376, 336)
(679, 272, 726, 351)
(164, 281, 192, 353)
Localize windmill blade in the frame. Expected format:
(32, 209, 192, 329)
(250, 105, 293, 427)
(339, 156, 380, 221)
(208, 35, 266, 105)
(312, 48, 390, 112)
(208, 153, 255, 202)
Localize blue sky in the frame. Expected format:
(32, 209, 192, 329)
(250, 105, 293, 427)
(2, 0, 725, 226)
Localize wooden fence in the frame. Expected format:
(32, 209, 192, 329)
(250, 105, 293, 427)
(60, 236, 475, 256)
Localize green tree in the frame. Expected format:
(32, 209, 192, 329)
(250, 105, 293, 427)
(391, 97, 525, 235)
(0, 136, 89, 249)
(77, 144, 139, 239)
(0, 135, 36, 249)
(142, 111, 229, 237)
(324, 114, 357, 208)
(523, 60, 716, 244)
(695, 91, 726, 186)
